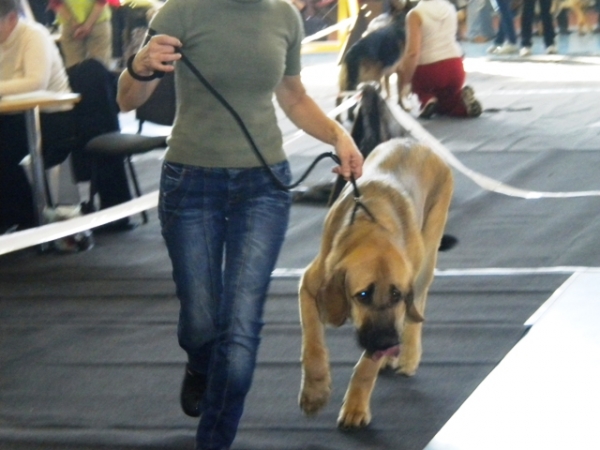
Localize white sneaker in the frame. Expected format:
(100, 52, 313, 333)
(519, 46, 532, 56)
(494, 43, 519, 55)
(486, 44, 500, 54)
(546, 45, 558, 54)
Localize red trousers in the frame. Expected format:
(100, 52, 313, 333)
(412, 57, 468, 117)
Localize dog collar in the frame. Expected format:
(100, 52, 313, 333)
(349, 177, 377, 225)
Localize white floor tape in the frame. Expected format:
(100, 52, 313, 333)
(272, 266, 600, 278)
(0, 192, 158, 256)
(387, 103, 600, 199)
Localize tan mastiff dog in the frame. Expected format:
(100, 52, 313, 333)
(298, 137, 453, 428)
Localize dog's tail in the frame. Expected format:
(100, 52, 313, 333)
(439, 234, 458, 251)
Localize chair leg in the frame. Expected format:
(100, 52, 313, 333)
(126, 155, 148, 224)
(82, 156, 98, 215)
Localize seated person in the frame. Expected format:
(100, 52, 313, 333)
(0, 0, 132, 233)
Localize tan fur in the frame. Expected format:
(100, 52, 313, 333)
(298, 138, 453, 428)
(552, 0, 593, 34)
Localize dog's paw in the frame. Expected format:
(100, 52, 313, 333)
(377, 354, 398, 371)
(337, 401, 372, 429)
(299, 377, 331, 416)
(397, 364, 418, 377)
(396, 353, 420, 377)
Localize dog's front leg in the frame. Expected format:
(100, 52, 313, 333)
(337, 352, 382, 429)
(398, 320, 423, 376)
(299, 284, 331, 416)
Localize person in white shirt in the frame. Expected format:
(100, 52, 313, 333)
(0, 0, 71, 97)
(0, 0, 131, 233)
(0, 0, 72, 231)
(397, 0, 482, 119)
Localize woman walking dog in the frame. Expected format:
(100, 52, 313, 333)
(116, 1, 363, 449)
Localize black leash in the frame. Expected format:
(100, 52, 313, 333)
(145, 29, 374, 221)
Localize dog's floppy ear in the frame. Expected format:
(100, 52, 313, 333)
(316, 267, 350, 327)
(404, 291, 424, 323)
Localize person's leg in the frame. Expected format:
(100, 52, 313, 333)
(85, 20, 113, 68)
(0, 114, 36, 231)
(414, 59, 467, 116)
(96, 156, 132, 209)
(197, 162, 292, 450)
(159, 162, 227, 377)
(159, 161, 292, 450)
(411, 62, 440, 110)
(556, 9, 570, 34)
(496, 0, 518, 44)
(539, 0, 557, 47)
(520, 0, 536, 48)
(59, 22, 87, 68)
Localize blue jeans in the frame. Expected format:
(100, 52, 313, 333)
(158, 160, 292, 450)
(493, 0, 517, 45)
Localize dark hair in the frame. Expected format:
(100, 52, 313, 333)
(0, 0, 20, 19)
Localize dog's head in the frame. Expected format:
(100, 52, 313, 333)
(316, 241, 423, 360)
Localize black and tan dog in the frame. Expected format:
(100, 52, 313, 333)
(338, 2, 407, 107)
(298, 137, 453, 428)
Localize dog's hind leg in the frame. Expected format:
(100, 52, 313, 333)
(383, 73, 391, 100)
(337, 353, 383, 429)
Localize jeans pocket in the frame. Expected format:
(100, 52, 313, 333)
(159, 162, 187, 232)
(161, 162, 186, 196)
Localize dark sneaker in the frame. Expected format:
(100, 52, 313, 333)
(419, 98, 438, 119)
(180, 364, 207, 417)
(461, 85, 482, 117)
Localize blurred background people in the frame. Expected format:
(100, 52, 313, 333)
(487, 0, 519, 54)
(0, 0, 71, 232)
(520, 0, 557, 55)
(49, 0, 113, 67)
(398, 0, 483, 119)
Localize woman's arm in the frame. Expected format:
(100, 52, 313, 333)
(0, 30, 53, 96)
(398, 10, 422, 93)
(275, 75, 363, 180)
(117, 33, 181, 112)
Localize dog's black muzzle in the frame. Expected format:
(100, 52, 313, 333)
(357, 320, 400, 356)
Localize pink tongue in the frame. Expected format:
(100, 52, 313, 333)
(371, 345, 401, 361)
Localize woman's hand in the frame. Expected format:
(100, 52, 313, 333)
(118, 33, 181, 112)
(131, 33, 182, 77)
(331, 128, 363, 181)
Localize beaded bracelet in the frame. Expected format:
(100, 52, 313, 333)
(126, 54, 163, 82)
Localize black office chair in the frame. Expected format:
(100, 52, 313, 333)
(84, 71, 176, 223)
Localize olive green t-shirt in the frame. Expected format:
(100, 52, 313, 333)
(150, 0, 304, 168)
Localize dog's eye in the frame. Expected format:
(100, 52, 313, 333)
(390, 287, 402, 305)
(355, 284, 374, 305)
